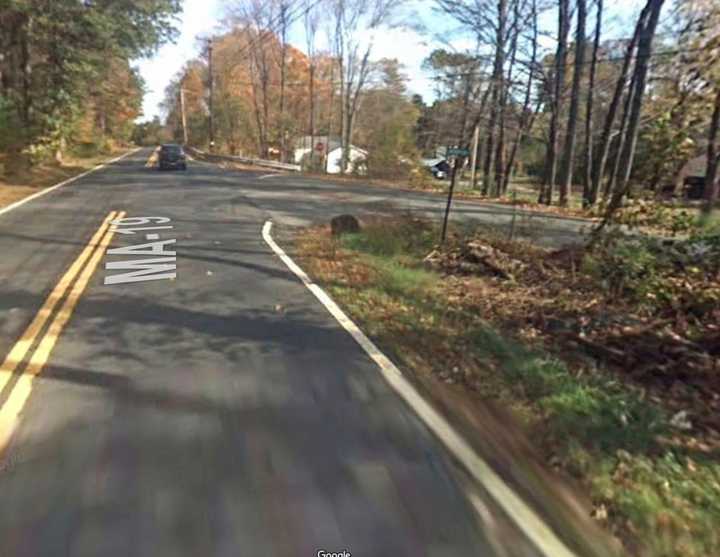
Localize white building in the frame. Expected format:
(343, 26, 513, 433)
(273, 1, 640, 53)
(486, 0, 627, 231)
(294, 136, 367, 174)
(325, 145, 367, 174)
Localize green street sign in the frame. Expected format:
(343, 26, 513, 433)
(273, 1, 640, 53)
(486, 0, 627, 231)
(446, 147, 470, 157)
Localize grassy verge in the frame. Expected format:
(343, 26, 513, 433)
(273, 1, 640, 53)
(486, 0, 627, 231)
(294, 217, 720, 557)
(0, 146, 131, 209)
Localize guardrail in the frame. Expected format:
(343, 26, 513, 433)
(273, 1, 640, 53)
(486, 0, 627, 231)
(185, 146, 301, 172)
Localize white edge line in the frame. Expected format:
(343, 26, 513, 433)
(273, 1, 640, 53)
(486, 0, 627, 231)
(258, 173, 279, 180)
(0, 148, 141, 218)
(261, 220, 577, 557)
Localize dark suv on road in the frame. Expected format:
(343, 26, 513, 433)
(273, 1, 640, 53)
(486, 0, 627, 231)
(158, 144, 187, 171)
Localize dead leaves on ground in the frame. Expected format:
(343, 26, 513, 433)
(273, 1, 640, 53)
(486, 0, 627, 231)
(424, 229, 720, 440)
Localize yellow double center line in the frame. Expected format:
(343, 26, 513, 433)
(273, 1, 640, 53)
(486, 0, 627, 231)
(0, 210, 125, 453)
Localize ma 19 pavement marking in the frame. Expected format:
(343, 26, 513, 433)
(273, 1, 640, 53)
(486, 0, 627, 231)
(261, 220, 576, 557)
(0, 211, 126, 455)
(0, 150, 139, 218)
(104, 216, 177, 285)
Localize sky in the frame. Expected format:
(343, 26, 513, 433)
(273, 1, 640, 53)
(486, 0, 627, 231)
(135, 0, 223, 122)
(135, 0, 647, 123)
(135, 0, 442, 122)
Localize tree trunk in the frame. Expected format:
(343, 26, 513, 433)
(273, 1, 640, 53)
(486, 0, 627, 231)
(345, 89, 357, 173)
(582, 0, 602, 207)
(482, 0, 507, 196)
(458, 68, 473, 149)
(344, 50, 370, 174)
(494, 105, 506, 196)
(503, 0, 537, 194)
(20, 20, 32, 130)
(614, 0, 664, 193)
(495, 0, 515, 196)
(482, 81, 498, 196)
(506, 98, 542, 192)
(340, 85, 349, 174)
(470, 84, 492, 189)
(278, 3, 288, 162)
(539, 0, 570, 204)
(325, 58, 337, 173)
(335, 17, 352, 177)
(308, 63, 316, 167)
(589, 6, 646, 204)
(558, 0, 587, 206)
(470, 124, 480, 187)
(605, 69, 638, 199)
(248, 29, 271, 159)
(598, 0, 665, 230)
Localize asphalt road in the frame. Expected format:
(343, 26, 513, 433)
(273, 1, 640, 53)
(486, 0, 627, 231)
(205, 163, 592, 248)
(0, 149, 573, 557)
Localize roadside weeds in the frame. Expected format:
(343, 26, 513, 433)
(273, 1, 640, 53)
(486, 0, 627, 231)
(0, 148, 133, 210)
(292, 216, 720, 557)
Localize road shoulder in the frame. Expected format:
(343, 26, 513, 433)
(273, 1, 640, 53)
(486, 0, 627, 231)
(265, 220, 618, 557)
(0, 148, 137, 213)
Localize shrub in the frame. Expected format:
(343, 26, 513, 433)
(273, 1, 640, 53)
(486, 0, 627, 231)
(341, 218, 437, 258)
(585, 228, 720, 313)
(407, 164, 437, 189)
(614, 198, 697, 235)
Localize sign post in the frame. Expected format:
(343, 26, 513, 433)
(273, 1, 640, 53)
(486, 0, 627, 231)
(441, 157, 461, 244)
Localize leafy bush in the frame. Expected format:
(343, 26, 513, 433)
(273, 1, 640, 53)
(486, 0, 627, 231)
(0, 95, 24, 152)
(70, 141, 109, 159)
(585, 232, 667, 307)
(585, 228, 720, 312)
(614, 198, 697, 235)
(407, 164, 437, 189)
(300, 152, 326, 172)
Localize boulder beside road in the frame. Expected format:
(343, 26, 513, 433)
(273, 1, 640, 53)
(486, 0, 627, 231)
(331, 214, 361, 236)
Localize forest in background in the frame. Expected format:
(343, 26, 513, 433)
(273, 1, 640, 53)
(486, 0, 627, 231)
(155, 0, 720, 216)
(2, 0, 719, 216)
(0, 0, 182, 175)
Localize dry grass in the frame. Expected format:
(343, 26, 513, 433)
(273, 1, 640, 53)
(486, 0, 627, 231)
(0, 149, 129, 209)
(0, 184, 43, 209)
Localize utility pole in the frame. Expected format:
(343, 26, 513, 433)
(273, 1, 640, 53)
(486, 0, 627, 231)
(207, 38, 215, 151)
(179, 88, 188, 146)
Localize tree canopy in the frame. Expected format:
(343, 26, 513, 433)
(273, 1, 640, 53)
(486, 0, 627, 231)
(0, 0, 181, 164)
